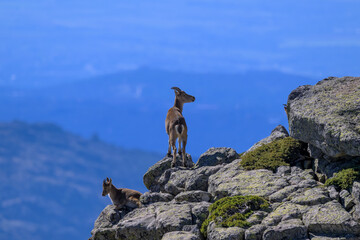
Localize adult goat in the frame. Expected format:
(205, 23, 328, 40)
(165, 87, 195, 167)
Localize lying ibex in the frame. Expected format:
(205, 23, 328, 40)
(102, 178, 142, 209)
(165, 87, 195, 168)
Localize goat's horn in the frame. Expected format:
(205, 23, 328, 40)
(171, 87, 181, 92)
(106, 177, 109, 182)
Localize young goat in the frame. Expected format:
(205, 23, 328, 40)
(102, 178, 142, 209)
(165, 87, 195, 168)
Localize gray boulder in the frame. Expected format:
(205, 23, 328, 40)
(140, 192, 174, 205)
(290, 188, 331, 206)
(245, 125, 289, 153)
(262, 219, 308, 240)
(208, 159, 290, 199)
(195, 147, 238, 167)
(161, 231, 200, 240)
(303, 200, 360, 236)
(90, 202, 210, 240)
(207, 221, 245, 240)
(143, 154, 193, 191)
(174, 190, 212, 203)
(91, 205, 129, 235)
(287, 76, 360, 158)
(245, 224, 267, 240)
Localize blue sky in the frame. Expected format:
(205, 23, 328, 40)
(1, 0, 360, 86)
(1, 1, 360, 239)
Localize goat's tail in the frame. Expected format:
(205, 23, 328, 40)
(175, 124, 183, 135)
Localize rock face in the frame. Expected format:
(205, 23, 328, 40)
(90, 77, 360, 240)
(287, 76, 360, 158)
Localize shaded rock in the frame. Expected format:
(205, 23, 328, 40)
(351, 204, 360, 221)
(247, 211, 268, 225)
(351, 181, 360, 203)
(277, 165, 291, 176)
(287, 76, 360, 158)
(339, 190, 356, 210)
(195, 147, 238, 167)
(207, 221, 245, 240)
(263, 218, 308, 240)
(303, 200, 360, 236)
(174, 190, 212, 203)
(208, 161, 290, 199)
(91, 205, 129, 234)
(245, 224, 267, 240)
(245, 125, 289, 154)
(161, 231, 200, 240)
(327, 185, 340, 201)
(191, 202, 211, 226)
(143, 156, 173, 191)
(140, 192, 174, 205)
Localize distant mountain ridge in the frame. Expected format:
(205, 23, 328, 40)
(0, 121, 161, 240)
(0, 68, 317, 156)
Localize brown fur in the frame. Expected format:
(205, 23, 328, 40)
(165, 87, 195, 168)
(102, 178, 142, 209)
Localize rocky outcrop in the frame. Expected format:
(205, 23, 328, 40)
(245, 125, 289, 154)
(287, 76, 360, 158)
(90, 77, 360, 240)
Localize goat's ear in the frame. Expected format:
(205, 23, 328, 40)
(171, 87, 181, 93)
(103, 179, 106, 185)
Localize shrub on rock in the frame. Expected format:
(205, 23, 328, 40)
(325, 168, 360, 190)
(240, 137, 308, 172)
(200, 195, 269, 237)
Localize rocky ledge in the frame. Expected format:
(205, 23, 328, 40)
(90, 77, 360, 240)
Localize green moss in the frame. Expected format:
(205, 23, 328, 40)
(325, 168, 360, 190)
(200, 195, 269, 237)
(240, 137, 307, 172)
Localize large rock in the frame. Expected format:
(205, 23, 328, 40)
(245, 125, 289, 153)
(287, 76, 360, 158)
(302, 200, 360, 236)
(262, 219, 308, 240)
(143, 154, 193, 191)
(140, 192, 174, 205)
(207, 221, 245, 240)
(161, 231, 200, 240)
(195, 147, 238, 167)
(174, 190, 212, 203)
(90, 202, 210, 240)
(208, 159, 289, 199)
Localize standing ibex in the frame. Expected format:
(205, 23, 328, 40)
(165, 87, 195, 168)
(102, 178, 142, 209)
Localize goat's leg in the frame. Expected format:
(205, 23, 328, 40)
(178, 139, 182, 155)
(167, 139, 172, 157)
(170, 134, 177, 168)
(182, 135, 188, 167)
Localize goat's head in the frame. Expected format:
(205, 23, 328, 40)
(171, 87, 195, 103)
(102, 177, 112, 196)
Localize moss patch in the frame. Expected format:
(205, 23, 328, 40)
(325, 168, 360, 190)
(200, 195, 269, 237)
(240, 137, 307, 172)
